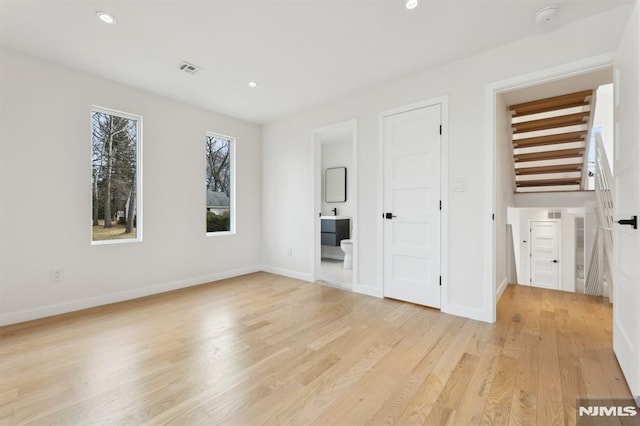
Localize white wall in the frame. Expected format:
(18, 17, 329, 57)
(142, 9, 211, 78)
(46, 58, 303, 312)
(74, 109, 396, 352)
(507, 208, 521, 282)
(321, 138, 354, 259)
(594, 83, 615, 169)
(0, 47, 263, 325)
(514, 191, 597, 208)
(262, 7, 630, 321)
(560, 209, 580, 293)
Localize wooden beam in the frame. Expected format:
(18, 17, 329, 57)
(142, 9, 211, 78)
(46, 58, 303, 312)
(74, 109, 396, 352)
(512, 112, 590, 134)
(516, 178, 582, 187)
(509, 90, 593, 117)
(514, 148, 584, 162)
(513, 131, 587, 148)
(515, 164, 583, 175)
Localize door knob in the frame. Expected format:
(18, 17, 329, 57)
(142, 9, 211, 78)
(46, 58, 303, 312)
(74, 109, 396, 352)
(384, 212, 397, 219)
(551, 260, 558, 263)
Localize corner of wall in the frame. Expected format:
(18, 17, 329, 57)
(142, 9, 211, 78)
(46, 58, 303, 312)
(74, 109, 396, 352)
(497, 277, 509, 302)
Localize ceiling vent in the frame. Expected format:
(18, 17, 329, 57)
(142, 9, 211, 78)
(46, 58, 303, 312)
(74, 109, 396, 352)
(178, 61, 202, 75)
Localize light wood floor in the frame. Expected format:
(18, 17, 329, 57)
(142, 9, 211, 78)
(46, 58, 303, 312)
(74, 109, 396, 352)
(0, 273, 632, 425)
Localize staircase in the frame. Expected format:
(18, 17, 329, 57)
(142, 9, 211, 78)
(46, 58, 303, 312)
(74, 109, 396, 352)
(509, 90, 595, 192)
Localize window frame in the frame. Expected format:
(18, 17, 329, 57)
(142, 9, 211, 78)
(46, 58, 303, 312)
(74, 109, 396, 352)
(90, 105, 143, 245)
(205, 131, 236, 236)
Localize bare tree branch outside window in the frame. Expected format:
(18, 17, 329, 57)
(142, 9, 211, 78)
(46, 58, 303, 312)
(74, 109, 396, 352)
(205, 135, 232, 233)
(91, 109, 140, 242)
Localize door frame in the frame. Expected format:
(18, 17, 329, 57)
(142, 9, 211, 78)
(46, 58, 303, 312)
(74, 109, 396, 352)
(529, 219, 561, 289)
(485, 53, 615, 322)
(378, 96, 449, 307)
(312, 119, 359, 288)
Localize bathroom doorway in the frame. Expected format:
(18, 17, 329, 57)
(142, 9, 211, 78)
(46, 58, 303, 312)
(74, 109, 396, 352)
(312, 119, 358, 289)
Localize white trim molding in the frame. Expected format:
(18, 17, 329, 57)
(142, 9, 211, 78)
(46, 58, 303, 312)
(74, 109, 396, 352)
(0, 266, 262, 327)
(261, 266, 314, 283)
(442, 304, 489, 323)
(497, 277, 509, 302)
(353, 284, 383, 298)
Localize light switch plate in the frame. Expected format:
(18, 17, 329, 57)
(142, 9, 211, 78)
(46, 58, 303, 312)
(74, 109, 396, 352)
(452, 177, 467, 192)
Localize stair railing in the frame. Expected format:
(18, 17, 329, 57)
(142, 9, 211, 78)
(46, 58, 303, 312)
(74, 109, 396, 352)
(585, 132, 614, 296)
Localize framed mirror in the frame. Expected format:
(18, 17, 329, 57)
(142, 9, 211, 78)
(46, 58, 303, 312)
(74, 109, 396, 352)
(325, 167, 346, 202)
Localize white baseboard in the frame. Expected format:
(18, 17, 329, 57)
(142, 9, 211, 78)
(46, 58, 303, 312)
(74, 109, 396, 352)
(321, 254, 344, 261)
(442, 303, 493, 323)
(497, 277, 509, 302)
(353, 284, 383, 298)
(1, 266, 496, 327)
(0, 266, 262, 327)
(260, 266, 314, 283)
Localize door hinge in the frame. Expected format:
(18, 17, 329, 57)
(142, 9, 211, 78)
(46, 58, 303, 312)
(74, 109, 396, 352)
(439, 200, 442, 210)
(439, 276, 442, 286)
(439, 125, 442, 135)
(492, 213, 495, 221)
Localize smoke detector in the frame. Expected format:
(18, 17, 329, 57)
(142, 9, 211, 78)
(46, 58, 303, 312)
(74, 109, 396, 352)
(534, 5, 559, 23)
(178, 61, 202, 75)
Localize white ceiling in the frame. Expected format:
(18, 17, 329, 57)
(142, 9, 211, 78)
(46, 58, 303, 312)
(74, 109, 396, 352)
(0, 0, 633, 124)
(500, 68, 613, 106)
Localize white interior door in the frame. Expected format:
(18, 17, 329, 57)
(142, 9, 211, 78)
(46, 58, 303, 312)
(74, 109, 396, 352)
(383, 104, 441, 308)
(529, 221, 560, 290)
(613, 5, 640, 404)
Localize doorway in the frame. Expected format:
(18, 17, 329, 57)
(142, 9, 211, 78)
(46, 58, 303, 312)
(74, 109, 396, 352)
(313, 119, 358, 289)
(488, 59, 615, 321)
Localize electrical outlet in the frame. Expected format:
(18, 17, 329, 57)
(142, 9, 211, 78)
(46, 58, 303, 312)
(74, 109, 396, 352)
(287, 248, 293, 256)
(51, 268, 64, 283)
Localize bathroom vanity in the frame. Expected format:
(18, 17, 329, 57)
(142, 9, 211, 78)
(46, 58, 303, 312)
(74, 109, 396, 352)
(320, 217, 350, 246)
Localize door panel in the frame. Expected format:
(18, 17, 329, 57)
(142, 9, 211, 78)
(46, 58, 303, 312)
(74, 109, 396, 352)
(613, 6, 640, 403)
(383, 104, 441, 308)
(530, 221, 560, 290)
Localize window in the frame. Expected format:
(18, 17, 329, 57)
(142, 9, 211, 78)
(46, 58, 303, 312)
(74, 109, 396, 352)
(205, 132, 235, 234)
(91, 106, 142, 244)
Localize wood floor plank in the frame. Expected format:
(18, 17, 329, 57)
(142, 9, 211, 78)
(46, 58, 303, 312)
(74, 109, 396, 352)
(397, 319, 479, 424)
(480, 354, 517, 425)
(507, 333, 539, 426)
(365, 313, 458, 425)
(309, 308, 442, 425)
(536, 309, 565, 426)
(449, 341, 502, 425)
(0, 277, 632, 425)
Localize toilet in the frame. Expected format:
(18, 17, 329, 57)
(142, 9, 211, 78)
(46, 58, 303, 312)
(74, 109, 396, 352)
(340, 239, 353, 270)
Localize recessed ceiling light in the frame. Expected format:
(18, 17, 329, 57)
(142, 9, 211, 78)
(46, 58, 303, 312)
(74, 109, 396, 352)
(405, 0, 420, 10)
(96, 11, 117, 24)
(248, 81, 258, 88)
